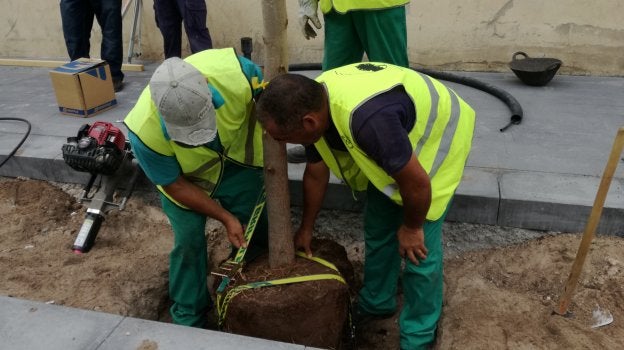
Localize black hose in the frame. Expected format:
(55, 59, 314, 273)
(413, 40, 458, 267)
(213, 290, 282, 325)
(289, 63, 324, 71)
(416, 68, 523, 132)
(0, 117, 32, 168)
(288, 63, 523, 132)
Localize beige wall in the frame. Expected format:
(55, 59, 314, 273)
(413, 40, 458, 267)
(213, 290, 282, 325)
(2, 0, 623, 76)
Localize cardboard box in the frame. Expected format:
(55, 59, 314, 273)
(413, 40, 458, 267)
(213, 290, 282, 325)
(50, 59, 117, 117)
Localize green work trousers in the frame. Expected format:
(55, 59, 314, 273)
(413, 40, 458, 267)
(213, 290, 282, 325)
(160, 161, 268, 327)
(359, 184, 447, 350)
(322, 6, 409, 71)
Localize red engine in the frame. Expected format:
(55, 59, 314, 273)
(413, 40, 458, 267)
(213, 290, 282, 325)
(62, 122, 129, 175)
(86, 122, 126, 151)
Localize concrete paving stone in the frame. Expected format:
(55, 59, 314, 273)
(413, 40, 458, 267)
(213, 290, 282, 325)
(0, 133, 65, 159)
(495, 130, 611, 176)
(499, 171, 624, 234)
(0, 296, 123, 350)
(289, 180, 366, 212)
(0, 155, 61, 182)
(464, 135, 508, 169)
(0, 80, 55, 103)
(100, 317, 308, 350)
(0, 296, 322, 350)
(446, 168, 500, 225)
(0, 67, 49, 86)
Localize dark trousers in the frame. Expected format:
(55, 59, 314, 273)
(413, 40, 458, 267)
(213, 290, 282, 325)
(60, 0, 124, 80)
(153, 0, 213, 58)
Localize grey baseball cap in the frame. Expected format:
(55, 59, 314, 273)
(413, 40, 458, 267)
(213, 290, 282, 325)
(149, 57, 217, 146)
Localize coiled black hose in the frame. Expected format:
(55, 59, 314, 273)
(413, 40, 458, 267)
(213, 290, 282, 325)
(0, 117, 32, 168)
(288, 63, 523, 132)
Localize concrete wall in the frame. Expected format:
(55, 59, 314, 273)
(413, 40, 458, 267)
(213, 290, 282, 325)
(2, 0, 623, 76)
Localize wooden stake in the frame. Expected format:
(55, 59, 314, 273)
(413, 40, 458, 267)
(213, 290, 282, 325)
(555, 127, 624, 315)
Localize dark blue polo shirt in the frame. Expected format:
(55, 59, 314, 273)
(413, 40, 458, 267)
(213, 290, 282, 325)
(305, 86, 415, 176)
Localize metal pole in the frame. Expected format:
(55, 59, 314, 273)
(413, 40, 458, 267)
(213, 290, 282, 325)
(127, 0, 141, 63)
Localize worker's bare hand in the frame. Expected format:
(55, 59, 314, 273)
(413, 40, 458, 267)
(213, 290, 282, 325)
(294, 226, 314, 257)
(224, 217, 246, 249)
(397, 225, 427, 265)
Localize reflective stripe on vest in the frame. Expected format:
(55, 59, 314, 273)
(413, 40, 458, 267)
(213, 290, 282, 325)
(315, 63, 475, 220)
(320, 0, 409, 14)
(155, 146, 224, 208)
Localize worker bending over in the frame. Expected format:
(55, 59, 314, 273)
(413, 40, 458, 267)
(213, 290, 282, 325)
(256, 62, 475, 349)
(124, 48, 267, 328)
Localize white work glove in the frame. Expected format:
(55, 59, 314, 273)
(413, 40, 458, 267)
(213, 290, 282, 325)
(298, 0, 322, 40)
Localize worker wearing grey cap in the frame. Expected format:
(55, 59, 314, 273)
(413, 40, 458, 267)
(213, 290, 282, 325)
(124, 48, 267, 328)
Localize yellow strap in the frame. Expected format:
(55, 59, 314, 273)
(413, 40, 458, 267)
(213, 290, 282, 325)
(295, 251, 341, 272)
(216, 265, 347, 327)
(251, 76, 268, 90)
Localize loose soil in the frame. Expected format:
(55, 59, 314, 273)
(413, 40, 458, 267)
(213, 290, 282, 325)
(1, 178, 623, 349)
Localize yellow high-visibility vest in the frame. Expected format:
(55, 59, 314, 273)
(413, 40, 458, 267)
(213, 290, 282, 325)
(124, 48, 263, 206)
(315, 62, 475, 220)
(320, 0, 409, 14)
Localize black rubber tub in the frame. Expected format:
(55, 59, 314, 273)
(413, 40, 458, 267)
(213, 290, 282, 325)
(509, 51, 562, 86)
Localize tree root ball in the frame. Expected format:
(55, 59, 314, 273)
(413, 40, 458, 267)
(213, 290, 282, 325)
(221, 239, 354, 349)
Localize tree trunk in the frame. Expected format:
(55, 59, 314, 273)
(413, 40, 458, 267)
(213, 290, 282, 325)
(261, 0, 294, 268)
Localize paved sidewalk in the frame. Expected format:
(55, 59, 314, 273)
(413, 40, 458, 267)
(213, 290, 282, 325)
(0, 296, 319, 350)
(0, 63, 622, 234)
(0, 63, 622, 349)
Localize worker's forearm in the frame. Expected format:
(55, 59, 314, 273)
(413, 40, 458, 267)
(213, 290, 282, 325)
(300, 162, 329, 231)
(400, 182, 430, 229)
(394, 155, 431, 229)
(163, 176, 236, 226)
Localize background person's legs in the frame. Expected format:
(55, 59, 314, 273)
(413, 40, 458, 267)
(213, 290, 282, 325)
(60, 0, 94, 60)
(154, 0, 183, 58)
(92, 0, 124, 85)
(180, 0, 213, 54)
(322, 10, 365, 71)
(353, 6, 409, 68)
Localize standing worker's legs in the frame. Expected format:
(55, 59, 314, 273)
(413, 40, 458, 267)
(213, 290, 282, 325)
(213, 162, 268, 261)
(399, 203, 448, 350)
(179, 0, 213, 54)
(322, 10, 365, 71)
(358, 184, 402, 315)
(92, 0, 124, 84)
(60, 0, 95, 60)
(154, 0, 184, 58)
(352, 6, 409, 68)
(161, 194, 211, 328)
